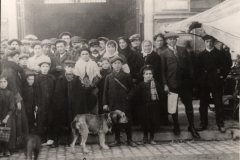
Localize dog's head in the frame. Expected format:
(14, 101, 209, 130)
(109, 110, 128, 124)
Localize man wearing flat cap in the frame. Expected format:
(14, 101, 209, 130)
(98, 37, 109, 57)
(42, 39, 54, 58)
(18, 53, 31, 72)
(54, 39, 74, 78)
(161, 32, 200, 138)
(89, 39, 101, 63)
(79, 38, 89, 49)
(71, 36, 82, 61)
(129, 34, 141, 54)
(195, 33, 231, 133)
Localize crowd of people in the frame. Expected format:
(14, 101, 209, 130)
(0, 31, 232, 157)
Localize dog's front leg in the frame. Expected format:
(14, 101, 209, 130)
(70, 129, 78, 154)
(99, 133, 109, 150)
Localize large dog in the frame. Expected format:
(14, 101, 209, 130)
(70, 110, 128, 153)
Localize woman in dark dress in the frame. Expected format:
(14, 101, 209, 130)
(153, 33, 167, 56)
(134, 66, 165, 145)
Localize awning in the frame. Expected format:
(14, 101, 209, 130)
(161, 0, 240, 52)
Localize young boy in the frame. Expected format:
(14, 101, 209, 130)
(98, 58, 111, 114)
(54, 60, 86, 145)
(22, 71, 36, 132)
(33, 56, 56, 145)
(0, 76, 16, 157)
(18, 54, 29, 71)
(103, 56, 136, 147)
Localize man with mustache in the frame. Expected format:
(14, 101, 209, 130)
(89, 39, 101, 63)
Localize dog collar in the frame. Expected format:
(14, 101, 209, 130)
(107, 113, 113, 125)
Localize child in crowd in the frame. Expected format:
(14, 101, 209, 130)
(98, 57, 112, 114)
(22, 71, 36, 132)
(0, 76, 16, 157)
(54, 60, 86, 145)
(135, 65, 165, 145)
(33, 56, 56, 146)
(18, 53, 30, 72)
(103, 56, 136, 147)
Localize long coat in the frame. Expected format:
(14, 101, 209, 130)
(34, 73, 56, 132)
(132, 51, 162, 84)
(54, 51, 73, 78)
(54, 75, 86, 127)
(0, 88, 16, 149)
(103, 70, 134, 128)
(161, 46, 193, 89)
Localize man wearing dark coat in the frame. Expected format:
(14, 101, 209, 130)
(161, 32, 200, 138)
(89, 39, 102, 64)
(195, 34, 231, 133)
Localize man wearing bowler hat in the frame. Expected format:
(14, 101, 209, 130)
(161, 32, 200, 138)
(196, 33, 231, 133)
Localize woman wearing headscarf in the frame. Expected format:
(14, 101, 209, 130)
(117, 37, 138, 77)
(103, 40, 130, 74)
(153, 33, 167, 56)
(74, 47, 101, 114)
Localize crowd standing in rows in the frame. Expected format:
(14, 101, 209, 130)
(0, 31, 232, 157)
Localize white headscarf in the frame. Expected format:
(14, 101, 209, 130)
(141, 40, 153, 57)
(103, 40, 119, 58)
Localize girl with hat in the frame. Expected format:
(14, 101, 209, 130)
(103, 40, 130, 73)
(103, 56, 136, 147)
(74, 47, 101, 114)
(134, 65, 165, 145)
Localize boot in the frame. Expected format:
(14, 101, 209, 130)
(109, 130, 121, 147)
(149, 131, 157, 145)
(172, 113, 180, 135)
(137, 131, 148, 145)
(186, 111, 200, 139)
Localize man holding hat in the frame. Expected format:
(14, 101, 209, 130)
(89, 39, 101, 63)
(195, 33, 231, 133)
(98, 37, 109, 56)
(161, 32, 200, 138)
(129, 34, 141, 54)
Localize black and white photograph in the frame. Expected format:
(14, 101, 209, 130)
(0, 0, 239, 159)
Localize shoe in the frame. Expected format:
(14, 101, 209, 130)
(196, 125, 207, 131)
(127, 140, 136, 147)
(218, 126, 226, 133)
(188, 126, 200, 139)
(173, 126, 180, 135)
(109, 140, 121, 147)
(137, 138, 148, 145)
(149, 139, 157, 145)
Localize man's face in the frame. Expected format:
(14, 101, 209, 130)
(72, 42, 81, 49)
(10, 41, 20, 49)
(19, 57, 28, 66)
(155, 37, 165, 48)
(27, 76, 34, 86)
(80, 42, 88, 49)
(166, 37, 177, 47)
(112, 60, 122, 72)
(56, 42, 66, 54)
(0, 78, 8, 89)
(205, 39, 215, 50)
(90, 45, 100, 55)
(42, 45, 51, 55)
(12, 54, 19, 64)
(1, 41, 8, 50)
(40, 63, 50, 75)
(99, 41, 106, 51)
(64, 65, 75, 74)
(33, 45, 43, 56)
(131, 39, 141, 47)
(62, 35, 71, 45)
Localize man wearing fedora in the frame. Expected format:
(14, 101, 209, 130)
(196, 33, 231, 133)
(161, 32, 200, 139)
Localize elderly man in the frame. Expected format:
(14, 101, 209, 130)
(196, 34, 231, 133)
(161, 32, 200, 139)
(89, 39, 101, 63)
(98, 37, 109, 57)
(129, 34, 141, 54)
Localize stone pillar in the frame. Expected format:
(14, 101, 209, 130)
(144, 0, 154, 40)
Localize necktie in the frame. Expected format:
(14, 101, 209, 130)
(173, 47, 178, 58)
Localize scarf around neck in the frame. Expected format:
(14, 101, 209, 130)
(141, 40, 153, 57)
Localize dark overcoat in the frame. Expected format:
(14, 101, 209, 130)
(54, 75, 86, 127)
(0, 88, 16, 149)
(33, 73, 56, 132)
(103, 70, 134, 128)
(161, 46, 193, 89)
(54, 51, 73, 78)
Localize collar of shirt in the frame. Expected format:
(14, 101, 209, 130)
(60, 52, 66, 58)
(168, 45, 177, 51)
(92, 53, 99, 58)
(206, 47, 214, 52)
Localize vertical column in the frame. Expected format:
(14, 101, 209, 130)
(144, 0, 154, 40)
(6, 0, 18, 39)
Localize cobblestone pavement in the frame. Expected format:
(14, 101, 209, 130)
(2, 140, 239, 160)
